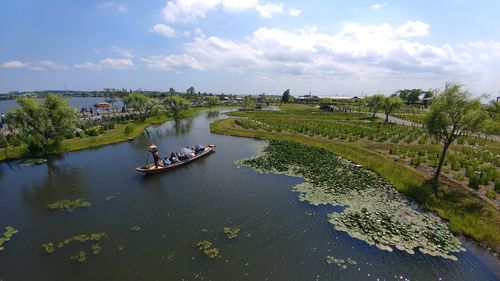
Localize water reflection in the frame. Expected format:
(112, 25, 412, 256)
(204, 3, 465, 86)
(205, 110, 220, 119)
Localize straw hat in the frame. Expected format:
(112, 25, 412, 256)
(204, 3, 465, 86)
(149, 144, 157, 149)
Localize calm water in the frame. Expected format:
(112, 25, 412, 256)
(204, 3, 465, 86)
(0, 110, 498, 281)
(0, 97, 123, 114)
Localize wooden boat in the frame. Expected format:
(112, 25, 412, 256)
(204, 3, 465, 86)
(135, 144, 216, 174)
(94, 102, 111, 107)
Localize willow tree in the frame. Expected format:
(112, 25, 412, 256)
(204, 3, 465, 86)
(123, 93, 160, 121)
(425, 83, 485, 187)
(205, 95, 219, 107)
(382, 96, 403, 122)
(163, 95, 191, 120)
(364, 94, 385, 117)
(5, 94, 78, 155)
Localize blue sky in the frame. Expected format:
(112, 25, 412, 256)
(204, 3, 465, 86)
(1, 0, 499, 97)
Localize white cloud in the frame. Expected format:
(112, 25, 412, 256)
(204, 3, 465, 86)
(1, 60, 28, 68)
(395, 21, 430, 38)
(38, 60, 69, 70)
(30, 66, 45, 71)
(161, 0, 283, 22)
(141, 54, 203, 70)
(98, 2, 127, 13)
(371, 3, 387, 10)
(151, 24, 178, 38)
(288, 8, 301, 17)
(113, 47, 134, 58)
(75, 58, 135, 70)
(175, 21, 478, 79)
(255, 2, 283, 18)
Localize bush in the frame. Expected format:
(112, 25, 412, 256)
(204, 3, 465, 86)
(468, 172, 481, 189)
(485, 189, 496, 200)
(84, 125, 104, 136)
(454, 172, 464, 181)
(495, 179, 500, 193)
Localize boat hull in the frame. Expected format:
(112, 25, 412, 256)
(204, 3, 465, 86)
(135, 144, 215, 174)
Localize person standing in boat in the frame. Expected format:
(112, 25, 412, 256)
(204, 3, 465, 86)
(149, 144, 160, 168)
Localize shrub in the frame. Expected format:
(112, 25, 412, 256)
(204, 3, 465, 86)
(485, 189, 496, 200)
(84, 125, 104, 136)
(454, 172, 464, 181)
(468, 172, 481, 189)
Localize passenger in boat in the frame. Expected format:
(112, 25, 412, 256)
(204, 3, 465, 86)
(149, 144, 160, 168)
(163, 156, 171, 166)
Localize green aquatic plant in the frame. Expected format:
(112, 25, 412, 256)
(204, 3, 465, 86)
(223, 227, 240, 239)
(130, 226, 141, 231)
(70, 251, 87, 263)
(238, 140, 464, 261)
(90, 243, 102, 255)
(42, 242, 55, 253)
(42, 232, 107, 253)
(195, 240, 220, 258)
(46, 199, 92, 212)
(20, 158, 48, 166)
(117, 245, 124, 251)
(0, 226, 19, 252)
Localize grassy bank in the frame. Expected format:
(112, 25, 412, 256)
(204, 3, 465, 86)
(210, 117, 500, 253)
(0, 106, 213, 162)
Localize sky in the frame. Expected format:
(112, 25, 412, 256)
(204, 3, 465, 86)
(1, 0, 499, 97)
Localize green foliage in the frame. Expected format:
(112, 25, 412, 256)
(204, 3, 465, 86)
(364, 94, 385, 117)
(382, 96, 404, 122)
(70, 251, 87, 263)
(42, 232, 107, 254)
(129, 225, 141, 231)
(123, 93, 160, 121)
(195, 240, 220, 258)
(46, 199, 92, 212)
(4, 94, 78, 155)
(281, 89, 291, 103)
(425, 82, 486, 185)
(84, 125, 104, 136)
(0, 226, 19, 252)
(223, 227, 240, 239)
(243, 95, 256, 109)
(186, 86, 195, 95)
(163, 95, 192, 120)
(205, 95, 219, 107)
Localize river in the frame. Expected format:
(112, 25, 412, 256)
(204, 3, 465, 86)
(0, 109, 498, 281)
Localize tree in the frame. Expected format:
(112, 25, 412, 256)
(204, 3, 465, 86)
(163, 95, 192, 120)
(169, 88, 176, 94)
(425, 82, 485, 187)
(5, 94, 78, 155)
(281, 89, 291, 103)
(123, 93, 160, 121)
(186, 86, 195, 95)
(382, 96, 404, 122)
(243, 95, 256, 109)
(364, 94, 385, 117)
(205, 95, 219, 107)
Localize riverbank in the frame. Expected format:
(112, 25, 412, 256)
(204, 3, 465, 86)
(0, 106, 217, 162)
(210, 117, 500, 255)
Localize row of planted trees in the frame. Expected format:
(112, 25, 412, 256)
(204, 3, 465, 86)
(2, 93, 198, 156)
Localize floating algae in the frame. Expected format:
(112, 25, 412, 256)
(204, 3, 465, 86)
(90, 243, 102, 255)
(195, 241, 220, 258)
(130, 226, 141, 231)
(0, 226, 19, 252)
(223, 227, 240, 239)
(42, 232, 107, 253)
(237, 140, 465, 261)
(47, 199, 92, 212)
(70, 251, 87, 263)
(104, 195, 116, 202)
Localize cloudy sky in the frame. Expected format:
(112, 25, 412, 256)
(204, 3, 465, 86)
(1, 0, 499, 96)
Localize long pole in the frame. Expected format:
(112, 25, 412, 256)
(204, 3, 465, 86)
(145, 150, 149, 166)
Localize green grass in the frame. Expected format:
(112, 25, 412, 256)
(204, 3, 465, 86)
(0, 106, 214, 162)
(210, 117, 500, 253)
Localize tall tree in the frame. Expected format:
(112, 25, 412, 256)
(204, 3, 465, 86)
(425, 83, 485, 187)
(364, 94, 385, 117)
(382, 96, 404, 122)
(5, 94, 78, 155)
(205, 95, 219, 107)
(281, 89, 291, 103)
(186, 86, 195, 95)
(163, 95, 192, 120)
(123, 93, 160, 121)
(244, 95, 256, 109)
